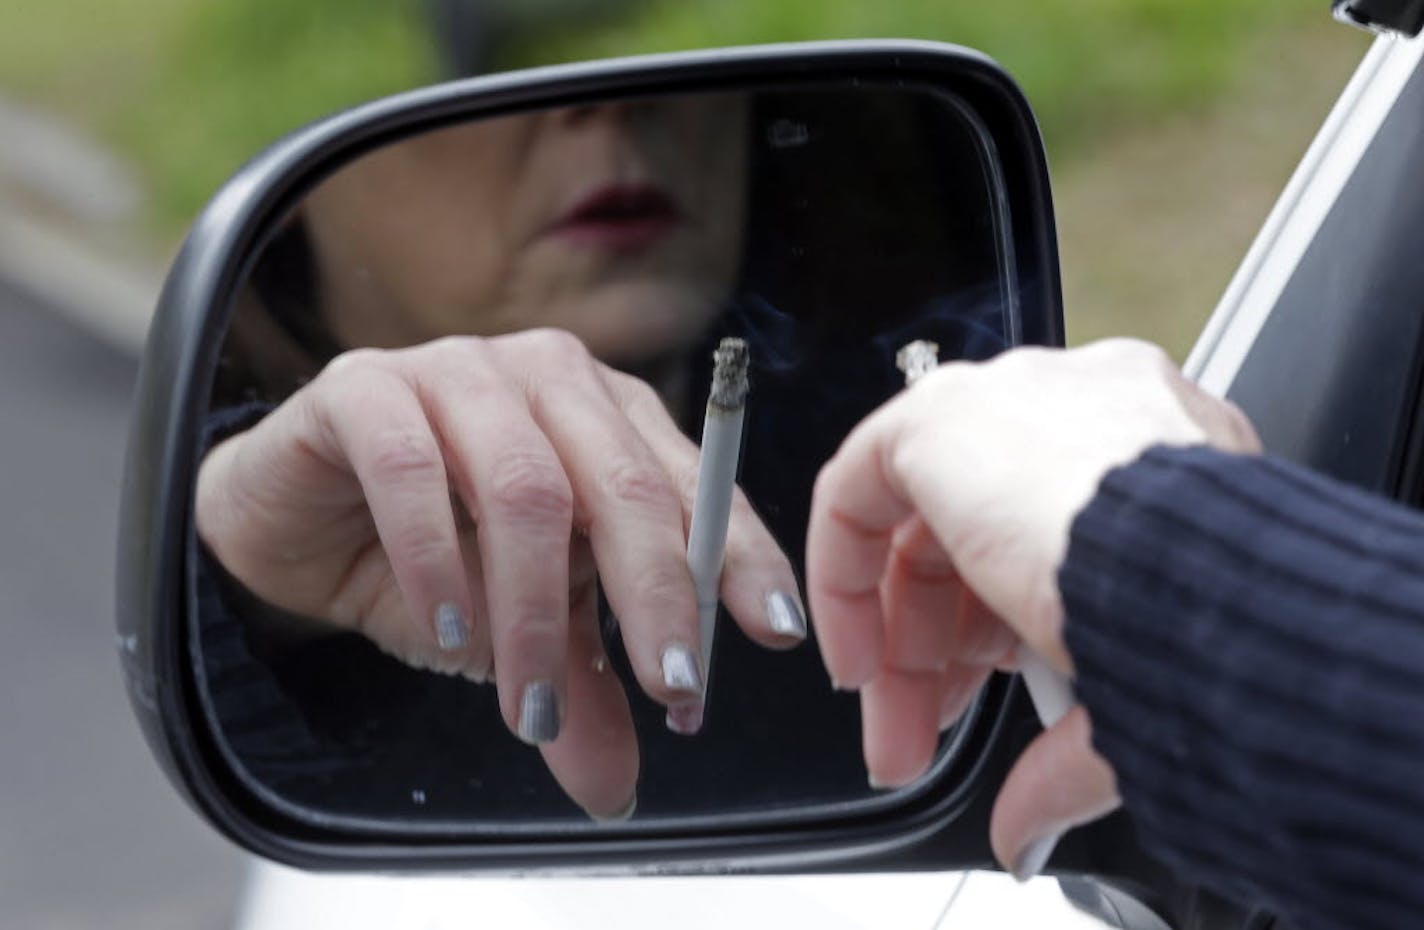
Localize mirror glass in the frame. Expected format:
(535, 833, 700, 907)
(193, 83, 1020, 832)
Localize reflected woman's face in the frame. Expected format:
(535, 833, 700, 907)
(302, 96, 749, 366)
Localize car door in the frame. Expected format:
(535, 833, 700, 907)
(1187, 30, 1424, 498)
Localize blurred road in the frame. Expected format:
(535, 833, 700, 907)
(0, 282, 241, 929)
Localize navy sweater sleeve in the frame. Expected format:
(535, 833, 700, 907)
(1059, 445, 1424, 930)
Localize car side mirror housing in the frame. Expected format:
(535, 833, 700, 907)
(115, 39, 1262, 930)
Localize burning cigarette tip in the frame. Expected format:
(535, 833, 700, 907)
(710, 337, 750, 408)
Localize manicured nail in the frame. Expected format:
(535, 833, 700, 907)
(661, 644, 703, 694)
(665, 701, 704, 736)
(766, 590, 807, 638)
(1011, 833, 1061, 883)
(518, 680, 560, 744)
(435, 602, 469, 650)
(592, 794, 638, 823)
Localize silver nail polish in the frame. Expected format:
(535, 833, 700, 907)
(766, 590, 807, 638)
(435, 602, 469, 650)
(1012, 833, 1061, 883)
(661, 645, 703, 694)
(518, 680, 560, 744)
(665, 701, 704, 736)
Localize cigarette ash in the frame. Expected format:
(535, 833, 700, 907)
(710, 337, 750, 409)
(896, 339, 940, 386)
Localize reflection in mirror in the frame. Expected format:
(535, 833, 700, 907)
(195, 84, 1018, 832)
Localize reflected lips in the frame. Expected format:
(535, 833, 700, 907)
(548, 183, 681, 252)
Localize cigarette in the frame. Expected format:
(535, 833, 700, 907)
(896, 340, 1075, 728)
(686, 338, 750, 705)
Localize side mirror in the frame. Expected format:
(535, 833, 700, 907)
(116, 38, 1238, 927)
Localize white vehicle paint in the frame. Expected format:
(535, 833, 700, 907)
(235, 862, 1111, 929)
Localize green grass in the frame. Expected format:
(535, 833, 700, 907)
(0, 0, 432, 234)
(506, 0, 1316, 158)
(0, 0, 1330, 235)
(121, 0, 433, 228)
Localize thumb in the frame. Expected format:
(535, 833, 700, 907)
(990, 705, 1120, 880)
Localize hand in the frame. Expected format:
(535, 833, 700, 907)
(805, 339, 1261, 876)
(196, 329, 806, 820)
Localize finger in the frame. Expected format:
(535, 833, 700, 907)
(990, 705, 1120, 881)
(412, 341, 573, 745)
(939, 661, 993, 732)
(537, 574, 640, 821)
(880, 517, 1017, 673)
(518, 342, 704, 715)
(603, 368, 807, 649)
(1175, 373, 1263, 455)
(862, 668, 944, 789)
(310, 358, 487, 675)
(807, 403, 915, 688)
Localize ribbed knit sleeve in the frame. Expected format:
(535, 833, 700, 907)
(1059, 445, 1424, 930)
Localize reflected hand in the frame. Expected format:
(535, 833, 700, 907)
(196, 329, 805, 820)
(804, 339, 1261, 875)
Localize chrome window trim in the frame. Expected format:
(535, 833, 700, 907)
(1185, 32, 1422, 396)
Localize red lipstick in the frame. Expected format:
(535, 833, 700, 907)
(547, 183, 681, 252)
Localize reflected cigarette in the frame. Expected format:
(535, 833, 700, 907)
(681, 337, 749, 733)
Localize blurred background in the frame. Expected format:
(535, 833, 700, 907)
(0, 1, 1367, 927)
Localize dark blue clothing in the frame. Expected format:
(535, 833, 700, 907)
(1061, 445, 1424, 930)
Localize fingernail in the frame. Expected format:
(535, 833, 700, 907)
(518, 680, 560, 744)
(766, 590, 807, 638)
(665, 701, 704, 735)
(435, 602, 469, 650)
(591, 794, 638, 823)
(1011, 832, 1061, 883)
(661, 644, 703, 694)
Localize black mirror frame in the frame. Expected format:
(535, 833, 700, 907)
(116, 40, 1067, 874)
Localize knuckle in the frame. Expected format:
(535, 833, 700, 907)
(320, 348, 389, 393)
(609, 369, 667, 416)
(487, 454, 574, 525)
(324, 347, 385, 379)
(501, 612, 563, 654)
(417, 334, 488, 370)
(631, 564, 694, 616)
(622, 372, 663, 408)
(1223, 400, 1264, 453)
(1121, 338, 1175, 373)
(430, 334, 483, 355)
(521, 328, 592, 368)
(368, 429, 444, 486)
(388, 520, 452, 572)
(604, 459, 678, 513)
